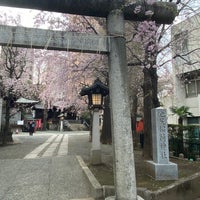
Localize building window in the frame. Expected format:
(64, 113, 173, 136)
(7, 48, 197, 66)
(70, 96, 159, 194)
(187, 117, 200, 139)
(197, 80, 200, 94)
(188, 117, 199, 124)
(174, 30, 188, 53)
(174, 30, 189, 65)
(185, 79, 200, 97)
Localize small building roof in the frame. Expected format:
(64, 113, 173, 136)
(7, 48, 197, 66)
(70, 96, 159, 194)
(33, 103, 44, 109)
(16, 97, 39, 104)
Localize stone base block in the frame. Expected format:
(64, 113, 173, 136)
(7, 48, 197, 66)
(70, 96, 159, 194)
(90, 149, 102, 165)
(146, 160, 178, 180)
(105, 195, 144, 200)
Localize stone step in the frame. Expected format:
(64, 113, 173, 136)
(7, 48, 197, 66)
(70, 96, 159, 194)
(68, 123, 88, 131)
(70, 198, 94, 200)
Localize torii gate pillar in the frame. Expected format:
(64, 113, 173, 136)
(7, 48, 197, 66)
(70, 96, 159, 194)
(107, 10, 139, 200)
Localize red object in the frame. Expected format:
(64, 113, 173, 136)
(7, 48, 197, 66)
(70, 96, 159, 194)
(35, 119, 42, 131)
(136, 119, 144, 133)
(37, 119, 42, 129)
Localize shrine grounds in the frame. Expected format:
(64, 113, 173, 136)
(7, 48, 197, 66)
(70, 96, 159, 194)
(87, 146, 200, 189)
(1, 131, 200, 200)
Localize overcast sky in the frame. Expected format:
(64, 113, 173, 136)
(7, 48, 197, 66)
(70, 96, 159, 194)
(0, 6, 37, 27)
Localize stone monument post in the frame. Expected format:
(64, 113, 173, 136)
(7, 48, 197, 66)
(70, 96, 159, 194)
(147, 107, 178, 180)
(91, 108, 101, 165)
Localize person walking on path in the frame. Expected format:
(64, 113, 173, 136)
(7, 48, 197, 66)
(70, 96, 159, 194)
(136, 119, 144, 148)
(28, 121, 35, 136)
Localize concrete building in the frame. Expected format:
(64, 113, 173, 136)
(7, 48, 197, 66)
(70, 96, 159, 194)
(169, 13, 200, 125)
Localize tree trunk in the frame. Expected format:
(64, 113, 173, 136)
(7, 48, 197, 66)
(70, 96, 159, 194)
(131, 94, 139, 147)
(100, 95, 112, 144)
(178, 117, 183, 125)
(143, 67, 160, 159)
(42, 102, 48, 131)
(1, 99, 13, 145)
(151, 67, 160, 108)
(178, 117, 184, 153)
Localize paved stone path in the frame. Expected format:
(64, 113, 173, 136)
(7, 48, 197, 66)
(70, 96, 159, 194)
(24, 134, 69, 159)
(0, 131, 93, 200)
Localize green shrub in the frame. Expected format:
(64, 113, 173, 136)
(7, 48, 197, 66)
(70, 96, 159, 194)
(168, 124, 200, 160)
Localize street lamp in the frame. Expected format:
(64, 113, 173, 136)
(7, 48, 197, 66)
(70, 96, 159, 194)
(80, 78, 109, 164)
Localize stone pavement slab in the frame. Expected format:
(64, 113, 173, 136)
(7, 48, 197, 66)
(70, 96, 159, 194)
(49, 156, 91, 200)
(0, 156, 91, 200)
(0, 133, 52, 159)
(0, 132, 94, 200)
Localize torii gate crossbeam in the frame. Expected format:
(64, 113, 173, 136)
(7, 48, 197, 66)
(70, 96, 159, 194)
(0, 25, 109, 53)
(0, 0, 177, 24)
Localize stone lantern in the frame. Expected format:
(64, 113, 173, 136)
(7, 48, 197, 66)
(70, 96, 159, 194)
(80, 78, 109, 164)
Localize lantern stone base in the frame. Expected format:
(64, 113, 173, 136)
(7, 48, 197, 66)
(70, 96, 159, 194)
(105, 195, 144, 200)
(90, 149, 102, 165)
(146, 160, 178, 180)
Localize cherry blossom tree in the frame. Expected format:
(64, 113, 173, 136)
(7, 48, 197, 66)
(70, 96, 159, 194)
(131, 0, 200, 159)
(0, 46, 38, 144)
(33, 12, 145, 143)
(0, 12, 39, 144)
(32, 12, 108, 130)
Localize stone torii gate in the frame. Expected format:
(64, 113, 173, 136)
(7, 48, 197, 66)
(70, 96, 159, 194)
(0, 1, 177, 200)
